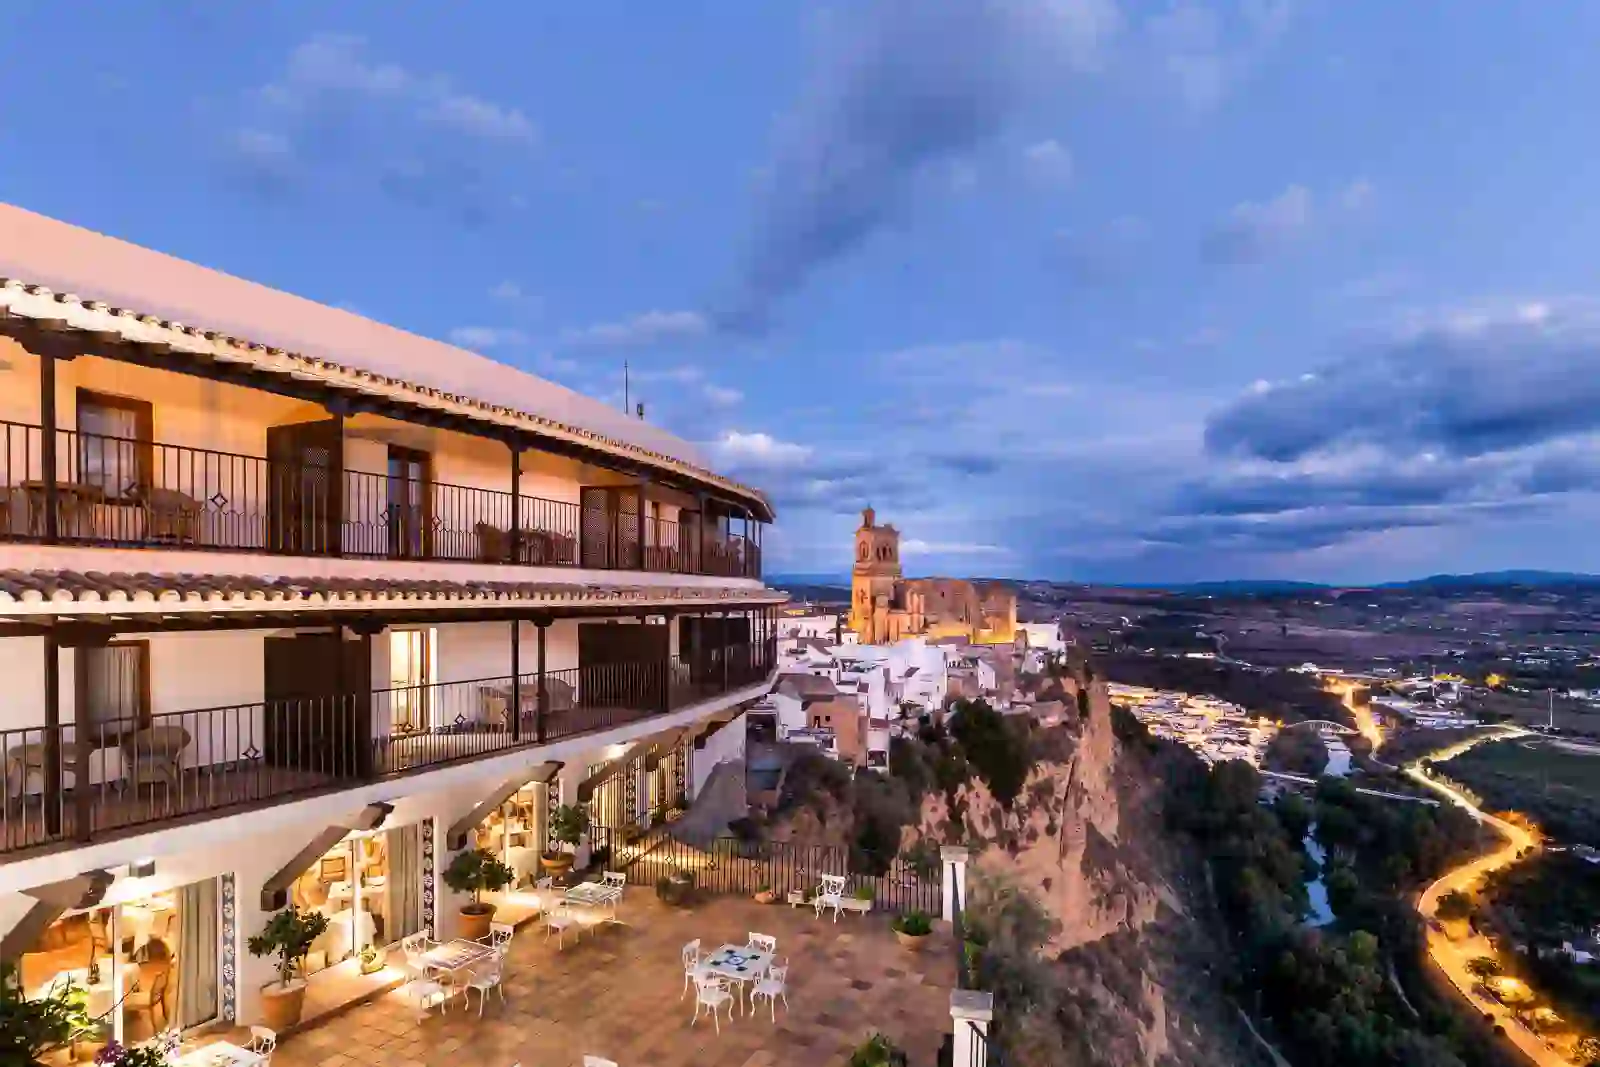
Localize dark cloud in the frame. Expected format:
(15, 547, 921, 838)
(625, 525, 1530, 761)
(1206, 309, 1600, 461)
(1175, 462, 1472, 518)
(729, 0, 1114, 325)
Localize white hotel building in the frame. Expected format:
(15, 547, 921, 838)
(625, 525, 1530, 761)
(0, 205, 781, 1037)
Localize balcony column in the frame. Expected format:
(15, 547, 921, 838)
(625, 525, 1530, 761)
(39, 347, 58, 543)
(71, 636, 107, 842)
(535, 615, 550, 744)
(351, 626, 378, 780)
(950, 990, 995, 1067)
(41, 632, 62, 836)
(659, 611, 674, 714)
(510, 619, 522, 742)
(508, 436, 522, 565)
(696, 493, 709, 575)
(720, 612, 729, 692)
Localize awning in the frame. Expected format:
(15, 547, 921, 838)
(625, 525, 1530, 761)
(259, 803, 392, 912)
(446, 761, 562, 849)
(576, 726, 683, 802)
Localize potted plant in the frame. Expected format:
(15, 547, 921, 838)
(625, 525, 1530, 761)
(655, 868, 695, 907)
(89, 1032, 179, 1067)
(753, 882, 777, 905)
(842, 884, 875, 913)
(891, 910, 933, 951)
(848, 1033, 908, 1067)
(1, 963, 96, 1066)
(247, 907, 329, 1031)
(542, 804, 588, 875)
(443, 848, 515, 941)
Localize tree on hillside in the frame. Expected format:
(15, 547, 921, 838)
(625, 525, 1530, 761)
(1435, 890, 1474, 923)
(1465, 956, 1501, 980)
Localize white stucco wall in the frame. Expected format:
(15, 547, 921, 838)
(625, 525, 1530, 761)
(691, 709, 747, 800)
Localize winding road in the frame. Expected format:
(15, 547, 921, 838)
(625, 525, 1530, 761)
(1405, 728, 1570, 1067)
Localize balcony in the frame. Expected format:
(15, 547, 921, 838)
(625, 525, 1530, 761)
(0, 642, 776, 858)
(0, 421, 763, 578)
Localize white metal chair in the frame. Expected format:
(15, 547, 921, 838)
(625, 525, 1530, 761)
(534, 875, 555, 910)
(681, 938, 708, 999)
(488, 921, 515, 953)
(583, 1058, 619, 1067)
(746, 932, 777, 956)
(545, 902, 579, 949)
(404, 961, 451, 1021)
(751, 958, 790, 1023)
(247, 1026, 278, 1063)
(601, 870, 626, 890)
(691, 974, 734, 1033)
(464, 956, 506, 1017)
(814, 874, 847, 922)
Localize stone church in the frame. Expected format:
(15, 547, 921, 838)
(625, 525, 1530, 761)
(845, 508, 1018, 646)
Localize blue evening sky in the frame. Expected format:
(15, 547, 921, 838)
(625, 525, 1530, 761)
(4, 1, 1600, 583)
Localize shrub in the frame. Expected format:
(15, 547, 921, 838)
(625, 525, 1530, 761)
(894, 910, 933, 937)
(247, 907, 330, 987)
(853, 884, 876, 902)
(0, 962, 96, 1062)
(549, 804, 589, 849)
(849, 1033, 908, 1067)
(442, 848, 515, 912)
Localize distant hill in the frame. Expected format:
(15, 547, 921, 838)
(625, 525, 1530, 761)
(1098, 570, 1600, 593)
(766, 572, 851, 587)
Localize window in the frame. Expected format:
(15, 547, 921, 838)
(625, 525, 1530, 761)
(76, 390, 153, 501)
(82, 642, 151, 728)
(388, 628, 436, 733)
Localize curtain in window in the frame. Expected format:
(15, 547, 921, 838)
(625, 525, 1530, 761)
(84, 645, 143, 726)
(176, 878, 218, 1030)
(77, 403, 140, 497)
(386, 824, 422, 943)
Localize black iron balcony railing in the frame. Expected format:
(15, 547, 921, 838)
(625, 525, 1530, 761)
(0, 641, 776, 857)
(0, 421, 763, 578)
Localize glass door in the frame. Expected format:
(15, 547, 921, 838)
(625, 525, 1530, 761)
(389, 628, 435, 734)
(385, 446, 429, 560)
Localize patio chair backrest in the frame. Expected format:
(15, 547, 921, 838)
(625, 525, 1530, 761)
(535, 876, 555, 891)
(490, 922, 515, 947)
(747, 932, 777, 955)
(819, 874, 847, 899)
(695, 974, 727, 997)
(602, 871, 626, 889)
(767, 959, 788, 985)
(681, 938, 701, 970)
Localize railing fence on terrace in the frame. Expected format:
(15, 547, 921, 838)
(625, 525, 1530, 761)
(0, 642, 776, 856)
(591, 832, 943, 917)
(0, 421, 762, 577)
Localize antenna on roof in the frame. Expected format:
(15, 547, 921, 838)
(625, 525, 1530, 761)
(623, 360, 630, 414)
(636, 402, 645, 420)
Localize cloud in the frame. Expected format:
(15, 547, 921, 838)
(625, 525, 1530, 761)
(490, 281, 525, 302)
(703, 384, 744, 408)
(562, 310, 711, 349)
(730, 0, 1118, 325)
(901, 539, 1008, 556)
(1206, 302, 1600, 461)
(226, 34, 537, 220)
(1023, 139, 1074, 186)
(448, 326, 528, 348)
(1140, 0, 1294, 112)
(709, 431, 814, 469)
(1202, 183, 1313, 263)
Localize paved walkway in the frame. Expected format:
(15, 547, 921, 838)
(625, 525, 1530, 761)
(235, 893, 955, 1067)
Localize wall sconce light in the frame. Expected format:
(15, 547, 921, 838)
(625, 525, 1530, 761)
(128, 858, 156, 878)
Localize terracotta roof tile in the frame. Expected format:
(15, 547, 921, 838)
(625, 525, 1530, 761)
(0, 569, 787, 615)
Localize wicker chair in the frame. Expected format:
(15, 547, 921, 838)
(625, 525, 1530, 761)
(140, 487, 202, 544)
(120, 725, 192, 790)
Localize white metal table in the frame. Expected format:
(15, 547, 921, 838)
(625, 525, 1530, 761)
(174, 1040, 264, 1067)
(700, 944, 774, 1016)
(564, 880, 624, 924)
(418, 937, 498, 999)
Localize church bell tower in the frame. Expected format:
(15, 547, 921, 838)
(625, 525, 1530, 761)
(848, 506, 901, 640)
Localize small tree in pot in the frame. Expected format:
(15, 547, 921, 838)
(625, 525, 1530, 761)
(247, 907, 329, 1031)
(1, 963, 96, 1066)
(443, 848, 515, 941)
(542, 804, 588, 876)
(891, 910, 933, 951)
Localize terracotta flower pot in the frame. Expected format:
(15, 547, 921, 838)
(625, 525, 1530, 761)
(894, 929, 931, 952)
(541, 852, 574, 875)
(754, 890, 777, 905)
(260, 979, 308, 1032)
(458, 903, 496, 941)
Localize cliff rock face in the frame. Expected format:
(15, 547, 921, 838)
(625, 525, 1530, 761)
(924, 671, 1268, 1067)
